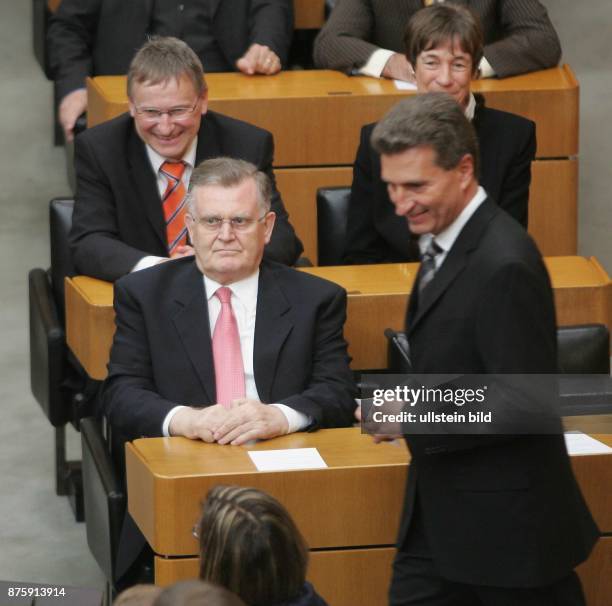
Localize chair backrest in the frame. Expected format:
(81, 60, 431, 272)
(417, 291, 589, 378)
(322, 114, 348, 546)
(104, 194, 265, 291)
(386, 324, 611, 374)
(81, 417, 126, 584)
(316, 186, 350, 266)
(50, 198, 75, 319)
(557, 324, 610, 374)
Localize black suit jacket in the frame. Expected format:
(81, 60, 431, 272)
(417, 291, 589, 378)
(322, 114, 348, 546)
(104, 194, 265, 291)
(48, 0, 293, 101)
(344, 101, 535, 264)
(396, 198, 598, 587)
(103, 258, 357, 441)
(314, 0, 561, 78)
(69, 111, 303, 281)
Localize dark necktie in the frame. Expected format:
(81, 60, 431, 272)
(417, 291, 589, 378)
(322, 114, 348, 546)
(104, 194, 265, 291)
(418, 239, 443, 296)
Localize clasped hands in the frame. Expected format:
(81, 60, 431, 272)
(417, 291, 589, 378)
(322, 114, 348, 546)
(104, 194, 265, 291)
(169, 398, 289, 446)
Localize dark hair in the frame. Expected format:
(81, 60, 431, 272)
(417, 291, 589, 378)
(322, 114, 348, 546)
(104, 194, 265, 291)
(187, 157, 272, 214)
(371, 92, 480, 177)
(404, 4, 483, 76)
(127, 36, 207, 98)
(153, 580, 246, 606)
(197, 485, 308, 606)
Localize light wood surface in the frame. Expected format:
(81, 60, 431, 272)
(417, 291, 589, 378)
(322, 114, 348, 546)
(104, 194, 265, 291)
(294, 0, 325, 29)
(127, 426, 612, 606)
(275, 158, 577, 263)
(126, 428, 408, 556)
(87, 66, 578, 161)
(64, 256, 611, 379)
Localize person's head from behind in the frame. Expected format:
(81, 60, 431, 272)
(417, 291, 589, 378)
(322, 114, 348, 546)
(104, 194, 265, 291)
(185, 158, 275, 285)
(404, 4, 483, 109)
(372, 93, 480, 236)
(127, 36, 208, 161)
(113, 584, 162, 606)
(196, 485, 308, 605)
(153, 580, 246, 606)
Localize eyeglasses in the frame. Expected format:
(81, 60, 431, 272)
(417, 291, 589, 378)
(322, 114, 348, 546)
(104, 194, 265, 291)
(134, 98, 200, 122)
(191, 213, 268, 232)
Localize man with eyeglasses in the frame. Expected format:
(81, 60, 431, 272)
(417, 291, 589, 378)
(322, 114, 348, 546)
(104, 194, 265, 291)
(104, 156, 357, 582)
(69, 36, 303, 282)
(48, 0, 293, 143)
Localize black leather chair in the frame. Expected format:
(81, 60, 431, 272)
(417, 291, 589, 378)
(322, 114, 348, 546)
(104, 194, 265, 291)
(385, 324, 612, 413)
(316, 186, 350, 266)
(80, 417, 126, 603)
(28, 198, 96, 520)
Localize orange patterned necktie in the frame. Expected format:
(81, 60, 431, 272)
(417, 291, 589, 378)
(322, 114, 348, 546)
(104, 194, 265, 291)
(160, 160, 188, 254)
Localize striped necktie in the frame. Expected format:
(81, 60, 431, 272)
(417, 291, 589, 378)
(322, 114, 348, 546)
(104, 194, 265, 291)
(160, 160, 188, 254)
(418, 239, 443, 296)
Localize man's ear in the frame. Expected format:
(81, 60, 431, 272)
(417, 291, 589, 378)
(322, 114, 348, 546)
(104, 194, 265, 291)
(457, 154, 475, 189)
(128, 100, 136, 118)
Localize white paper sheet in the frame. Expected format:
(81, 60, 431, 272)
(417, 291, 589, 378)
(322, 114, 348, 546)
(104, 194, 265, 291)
(564, 432, 612, 455)
(394, 79, 418, 91)
(248, 448, 328, 472)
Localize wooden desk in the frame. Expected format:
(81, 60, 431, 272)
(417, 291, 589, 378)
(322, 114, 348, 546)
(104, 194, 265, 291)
(65, 256, 611, 380)
(87, 67, 579, 260)
(125, 426, 612, 606)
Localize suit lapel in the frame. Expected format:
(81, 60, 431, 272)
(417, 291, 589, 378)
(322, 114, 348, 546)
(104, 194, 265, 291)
(195, 113, 223, 164)
(253, 265, 293, 402)
(407, 199, 498, 335)
(171, 262, 216, 402)
(127, 127, 167, 250)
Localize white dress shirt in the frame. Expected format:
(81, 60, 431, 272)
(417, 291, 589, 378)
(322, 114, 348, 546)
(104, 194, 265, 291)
(162, 270, 311, 436)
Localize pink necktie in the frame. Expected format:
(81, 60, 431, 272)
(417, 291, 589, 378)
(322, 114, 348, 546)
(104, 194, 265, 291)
(212, 287, 246, 408)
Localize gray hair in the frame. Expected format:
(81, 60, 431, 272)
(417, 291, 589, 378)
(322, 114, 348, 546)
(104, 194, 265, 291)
(127, 36, 207, 99)
(187, 157, 272, 214)
(371, 92, 480, 177)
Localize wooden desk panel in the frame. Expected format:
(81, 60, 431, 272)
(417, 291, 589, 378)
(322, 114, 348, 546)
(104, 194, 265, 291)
(155, 547, 396, 605)
(294, 0, 325, 29)
(65, 257, 611, 378)
(127, 429, 408, 556)
(275, 158, 577, 263)
(87, 66, 578, 161)
(130, 428, 612, 606)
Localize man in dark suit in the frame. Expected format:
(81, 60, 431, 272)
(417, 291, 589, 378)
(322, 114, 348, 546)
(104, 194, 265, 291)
(314, 0, 561, 81)
(369, 93, 597, 605)
(104, 156, 356, 581)
(48, 0, 293, 141)
(69, 37, 302, 282)
(345, 3, 534, 264)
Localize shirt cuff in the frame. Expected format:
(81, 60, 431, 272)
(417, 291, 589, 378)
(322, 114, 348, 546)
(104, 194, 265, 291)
(270, 403, 311, 433)
(162, 405, 186, 437)
(479, 56, 496, 79)
(132, 255, 166, 273)
(359, 49, 395, 78)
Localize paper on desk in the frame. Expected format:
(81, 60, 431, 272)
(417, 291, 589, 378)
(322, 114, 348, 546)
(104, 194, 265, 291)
(248, 448, 328, 472)
(564, 432, 612, 455)
(394, 79, 418, 91)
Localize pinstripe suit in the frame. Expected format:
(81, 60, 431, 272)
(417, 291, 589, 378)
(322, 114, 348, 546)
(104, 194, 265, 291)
(314, 0, 561, 78)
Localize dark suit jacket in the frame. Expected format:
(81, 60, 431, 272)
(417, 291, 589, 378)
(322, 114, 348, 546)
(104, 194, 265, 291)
(48, 0, 293, 101)
(69, 111, 303, 281)
(314, 0, 561, 78)
(396, 198, 598, 587)
(344, 101, 535, 264)
(103, 258, 357, 441)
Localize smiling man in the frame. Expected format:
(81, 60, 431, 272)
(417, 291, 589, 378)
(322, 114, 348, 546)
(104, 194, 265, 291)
(69, 37, 302, 282)
(371, 93, 597, 606)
